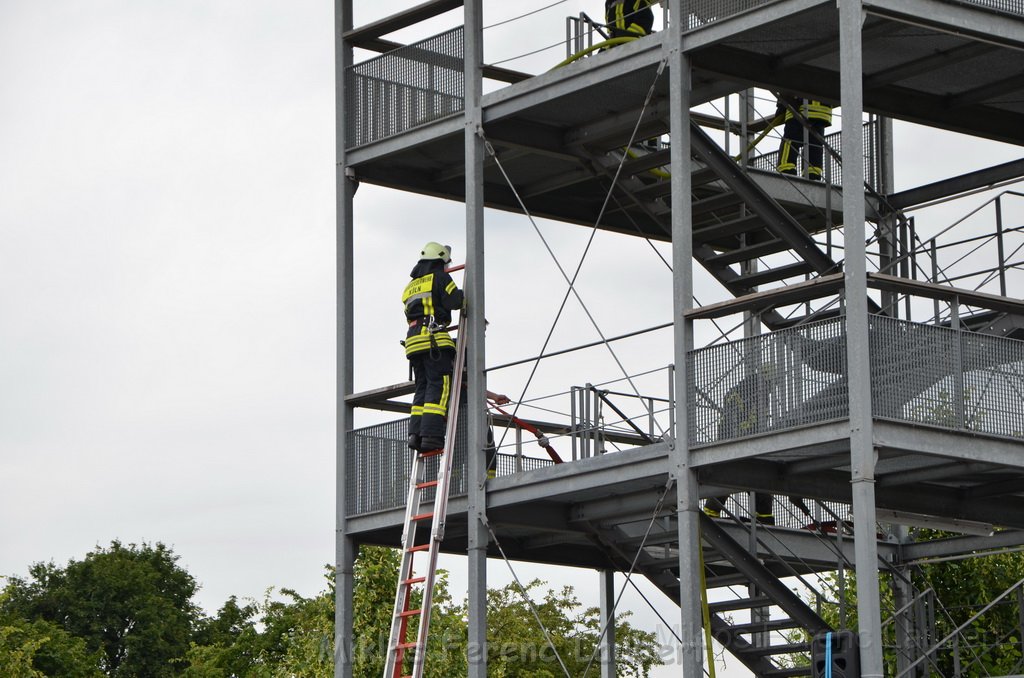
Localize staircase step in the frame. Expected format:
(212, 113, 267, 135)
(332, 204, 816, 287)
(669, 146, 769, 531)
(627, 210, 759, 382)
(729, 618, 802, 635)
(705, 238, 788, 266)
(743, 641, 811, 657)
(764, 666, 814, 677)
(691, 165, 720, 187)
(708, 596, 774, 613)
(692, 191, 743, 216)
(705, 573, 753, 589)
(693, 212, 765, 243)
(734, 261, 815, 287)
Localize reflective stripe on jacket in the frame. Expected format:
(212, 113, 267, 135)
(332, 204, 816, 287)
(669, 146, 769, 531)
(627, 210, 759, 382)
(782, 99, 833, 125)
(402, 262, 463, 357)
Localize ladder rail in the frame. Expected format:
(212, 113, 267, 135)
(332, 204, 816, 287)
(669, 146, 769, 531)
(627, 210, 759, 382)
(383, 435, 430, 676)
(382, 310, 468, 678)
(412, 314, 468, 675)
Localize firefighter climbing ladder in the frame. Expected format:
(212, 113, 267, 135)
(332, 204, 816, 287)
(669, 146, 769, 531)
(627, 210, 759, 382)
(382, 312, 467, 678)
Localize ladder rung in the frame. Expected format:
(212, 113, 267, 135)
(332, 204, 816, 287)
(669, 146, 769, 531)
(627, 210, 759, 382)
(419, 449, 444, 458)
(416, 480, 439, 489)
(412, 512, 434, 521)
(403, 576, 426, 585)
(398, 608, 422, 618)
(408, 544, 430, 553)
(397, 641, 420, 650)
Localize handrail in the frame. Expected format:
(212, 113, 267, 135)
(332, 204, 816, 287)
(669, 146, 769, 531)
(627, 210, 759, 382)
(895, 576, 1024, 678)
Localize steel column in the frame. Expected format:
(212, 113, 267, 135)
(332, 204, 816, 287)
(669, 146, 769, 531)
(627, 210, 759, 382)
(839, 2, 885, 676)
(600, 570, 617, 678)
(464, 0, 488, 675)
(335, 1, 356, 676)
(668, 4, 703, 675)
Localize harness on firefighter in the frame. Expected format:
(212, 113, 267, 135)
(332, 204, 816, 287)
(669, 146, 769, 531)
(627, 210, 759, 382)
(401, 315, 448, 360)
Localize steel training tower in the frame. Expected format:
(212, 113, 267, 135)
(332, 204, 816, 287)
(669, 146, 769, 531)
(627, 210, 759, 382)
(336, 1, 1024, 676)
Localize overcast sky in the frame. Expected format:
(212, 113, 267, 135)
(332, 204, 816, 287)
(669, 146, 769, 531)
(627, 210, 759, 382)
(2, 2, 1022, 676)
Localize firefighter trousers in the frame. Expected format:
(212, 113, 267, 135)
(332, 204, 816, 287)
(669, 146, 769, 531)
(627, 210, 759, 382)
(408, 348, 454, 441)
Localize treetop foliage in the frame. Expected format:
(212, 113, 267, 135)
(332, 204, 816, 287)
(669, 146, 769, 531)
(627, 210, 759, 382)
(2, 541, 664, 677)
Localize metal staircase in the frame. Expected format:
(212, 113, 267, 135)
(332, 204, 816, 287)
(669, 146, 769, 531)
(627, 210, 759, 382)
(582, 118, 845, 330)
(577, 507, 835, 676)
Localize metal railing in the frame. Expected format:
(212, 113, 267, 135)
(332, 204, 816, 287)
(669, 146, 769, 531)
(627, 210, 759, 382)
(682, 0, 1024, 28)
(689, 315, 1024, 446)
(890, 192, 1024, 322)
(952, 0, 1024, 17)
(749, 120, 880, 190)
(681, 0, 776, 30)
(345, 409, 556, 516)
(345, 27, 465, 149)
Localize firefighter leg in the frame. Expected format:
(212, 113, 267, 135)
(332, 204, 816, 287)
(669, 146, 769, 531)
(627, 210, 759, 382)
(703, 495, 729, 518)
(807, 121, 826, 180)
(755, 492, 775, 525)
(418, 348, 454, 450)
(776, 118, 803, 175)
(408, 353, 430, 450)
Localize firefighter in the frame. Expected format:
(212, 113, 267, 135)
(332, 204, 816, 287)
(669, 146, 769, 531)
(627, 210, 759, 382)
(403, 242, 464, 452)
(776, 94, 833, 181)
(605, 0, 656, 39)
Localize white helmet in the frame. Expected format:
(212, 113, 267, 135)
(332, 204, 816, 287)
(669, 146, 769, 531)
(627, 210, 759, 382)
(420, 242, 452, 263)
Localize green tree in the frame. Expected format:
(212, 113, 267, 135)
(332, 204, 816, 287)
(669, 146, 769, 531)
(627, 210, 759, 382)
(184, 578, 336, 678)
(1, 541, 201, 677)
(349, 546, 662, 677)
(0, 613, 103, 678)
(350, 546, 465, 678)
(479, 579, 661, 677)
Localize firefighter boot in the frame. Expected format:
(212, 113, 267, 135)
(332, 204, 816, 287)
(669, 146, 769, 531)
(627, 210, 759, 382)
(419, 436, 445, 452)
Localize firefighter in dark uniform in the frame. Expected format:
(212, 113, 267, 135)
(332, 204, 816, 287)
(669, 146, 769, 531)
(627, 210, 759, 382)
(403, 242, 464, 452)
(704, 368, 775, 524)
(605, 0, 656, 39)
(776, 94, 833, 181)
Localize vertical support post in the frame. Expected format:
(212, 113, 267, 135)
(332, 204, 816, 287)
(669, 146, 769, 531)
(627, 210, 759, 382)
(667, 4, 703, 675)
(600, 570, 617, 678)
(335, 2, 356, 676)
(839, 2, 884, 676)
(931, 240, 940, 322)
(464, 1, 488, 675)
(1016, 586, 1024, 662)
(878, 116, 897, 315)
(571, 386, 579, 460)
(892, 526, 916, 678)
(996, 196, 1007, 298)
(740, 88, 756, 168)
(952, 298, 965, 430)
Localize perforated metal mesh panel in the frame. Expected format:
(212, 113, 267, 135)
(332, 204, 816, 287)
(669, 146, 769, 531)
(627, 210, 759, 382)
(682, 0, 1024, 28)
(953, 0, 1024, 16)
(681, 0, 775, 30)
(713, 493, 853, 531)
(748, 121, 879, 189)
(688, 318, 849, 446)
(691, 316, 1024, 446)
(346, 410, 556, 517)
(345, 28, 465, 149)
(873, 316, 1024, 437)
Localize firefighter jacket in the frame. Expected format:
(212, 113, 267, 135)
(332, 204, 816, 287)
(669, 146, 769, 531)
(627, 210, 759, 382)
(402, 259, 464, 357)
(606, 0, 655, 37)
(777, 95, 833, 125)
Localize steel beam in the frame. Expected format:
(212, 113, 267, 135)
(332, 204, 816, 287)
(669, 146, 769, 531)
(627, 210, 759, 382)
(886, 158, 1024, 210)
(670, 7, 703, 675)
(464, 2, 488, 674)
(335, 2, 356, 677)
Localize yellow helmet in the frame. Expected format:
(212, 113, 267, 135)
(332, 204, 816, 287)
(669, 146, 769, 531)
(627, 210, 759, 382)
(420, 241, 452, 263)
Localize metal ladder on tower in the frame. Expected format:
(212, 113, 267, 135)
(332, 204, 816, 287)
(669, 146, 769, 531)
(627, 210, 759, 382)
(382, 312, 467, 678)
